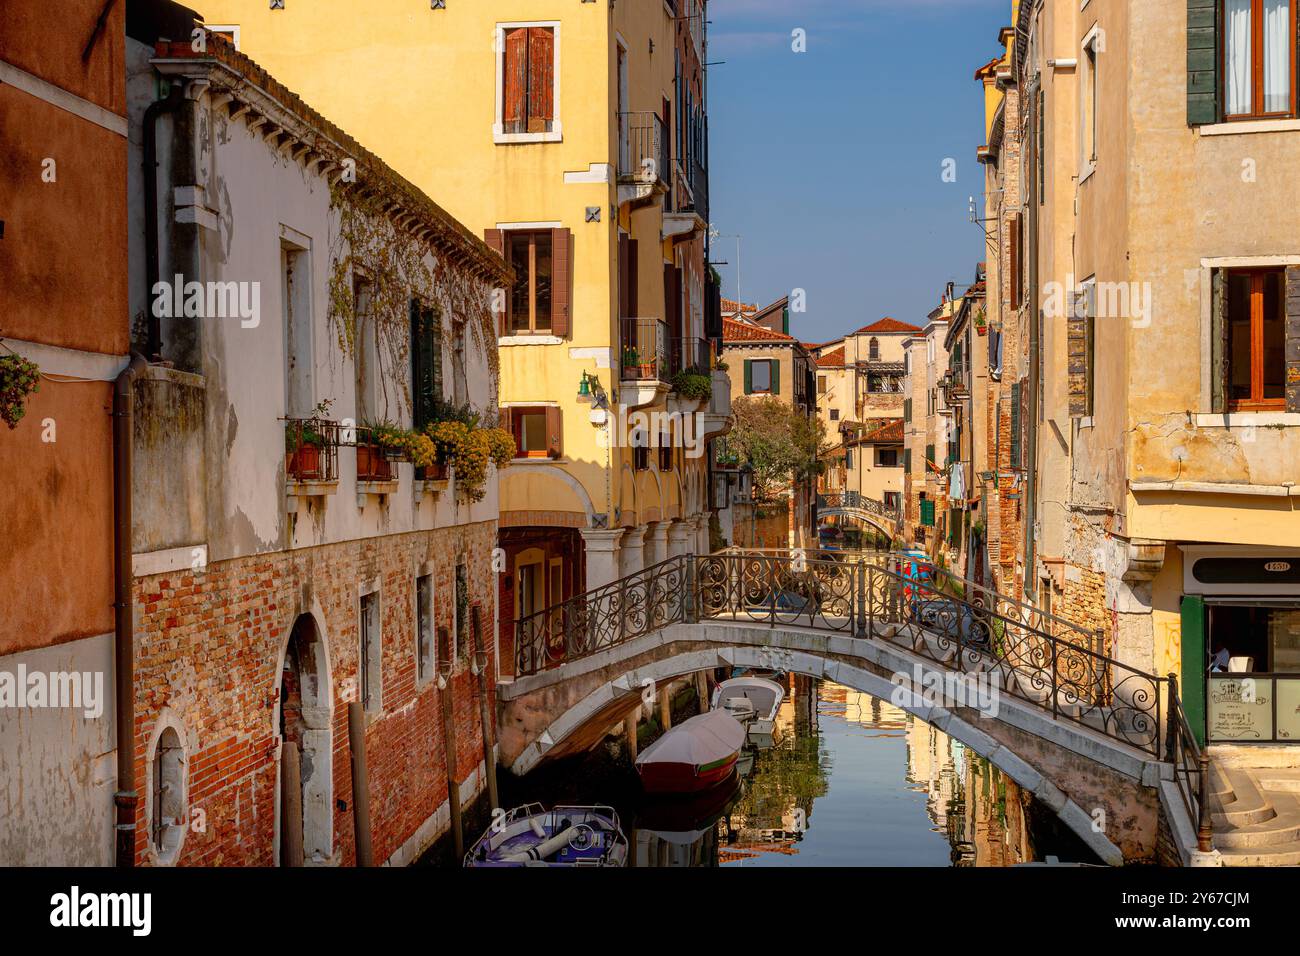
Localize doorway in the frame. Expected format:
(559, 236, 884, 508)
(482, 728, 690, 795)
(278, 613, 333, 864)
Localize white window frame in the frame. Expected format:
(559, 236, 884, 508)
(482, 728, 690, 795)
(358, 580, 382, 714)
(414, 564, 436, 687)
(1078, 25, 1102, 183)
(493, 21, 563, 144)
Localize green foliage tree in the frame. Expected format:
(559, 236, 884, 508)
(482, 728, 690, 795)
(729, 396, 830, 502)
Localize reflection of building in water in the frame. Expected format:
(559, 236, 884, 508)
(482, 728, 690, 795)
(905, 715, 1033, 866)
(821, 684, 909, 732)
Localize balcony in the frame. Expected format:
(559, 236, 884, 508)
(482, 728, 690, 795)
(618, 111, 669, 207)
(620, 317, 671, 408)
(283, 416, 342, 507)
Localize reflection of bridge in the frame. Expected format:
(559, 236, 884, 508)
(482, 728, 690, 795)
(500, 550, 1218, 866)
(817, 492, 901, 537)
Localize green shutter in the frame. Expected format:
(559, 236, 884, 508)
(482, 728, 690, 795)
(904, 448, 912, 472)
(904, 398, 912, 423)
(770, 359, 780, 395)
(1180, 595, 1207, 746)
(744, 359, 753, 394)
(1187, 0, 1219, 126)
(920, 499, 935, 527)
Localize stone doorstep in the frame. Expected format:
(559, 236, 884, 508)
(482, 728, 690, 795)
(1212, 765, 1300, 864)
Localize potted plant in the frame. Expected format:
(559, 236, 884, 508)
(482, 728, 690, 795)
(974, 307, 988, 336)
(671, 369, 713, 403)
(0, 353, 40, 429)
(285, 399, 333, 481)
(621, 346, 642, 379)
(357, 420, 403, 481)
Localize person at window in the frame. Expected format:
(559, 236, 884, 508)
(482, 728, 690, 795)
(1209, 644, 1231, 673)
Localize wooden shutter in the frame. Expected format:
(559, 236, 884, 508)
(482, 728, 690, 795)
(1009, 382, 1022, 468)
(743, 359, 753, 394)
(508, 408, 524, 458)
(503, 28, 528, 134)
(1067, 291, 1089, 418)
(618, 234, 631, 319)
(551, 228, 571, 337)
(1286, 266, 1300, 412)
(545, 405, 562, 459)
(1180, 595, 1207, 746)
(770, 359, 780, 396)
(527, 27, 554, 132)
(1008, 214, 1022, 311)
(664, 265, 682, 338)
(485, 229, 506, 335)
(627, 239, 639, 318)
(1186, 0, 1220, 126)
(1211, 270, 1228, 413)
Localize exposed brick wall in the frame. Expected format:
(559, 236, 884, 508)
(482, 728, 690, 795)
(1057, 563, 1111, 654)
(132, 520, 497, 866)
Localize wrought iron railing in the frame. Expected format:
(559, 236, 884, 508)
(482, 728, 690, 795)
(618, 111, 669, 188)
(819, 491, 902, 522)
(282, 417, 341, 482)
(1166, 675, 1213, 852)
(621, 317, 671, 382)
(673, 337, 714, 376)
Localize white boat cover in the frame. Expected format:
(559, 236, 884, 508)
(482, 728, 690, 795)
(711, 678, 785, 720)
(636, 710, 746, 768)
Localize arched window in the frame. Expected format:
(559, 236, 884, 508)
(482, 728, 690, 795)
(150, 725, 186, 862)
(869, 338, 880, 362)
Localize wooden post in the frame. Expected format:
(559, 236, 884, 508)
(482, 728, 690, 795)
(659, 680, 672, 731)
(696, 671, 709, 712)
(470, 606, 500, 813)
(438, 641, 464, 861)
(625, 704, 639, 761)
(280, 739, 303, 867)
(347, 702, 373, 867)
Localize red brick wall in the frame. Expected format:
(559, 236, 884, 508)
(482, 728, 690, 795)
(132, 520, 497, 866)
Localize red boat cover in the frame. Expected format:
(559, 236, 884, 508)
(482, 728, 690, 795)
(635, 710, 747, 770)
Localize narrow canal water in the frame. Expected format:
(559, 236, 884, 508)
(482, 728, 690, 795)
(488, 676, 1101, 867)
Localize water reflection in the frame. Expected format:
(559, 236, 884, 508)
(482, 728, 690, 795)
(631, 677, 1085, 867)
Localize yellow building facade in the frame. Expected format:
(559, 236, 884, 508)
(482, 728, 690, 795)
(199, 0, 728, 675)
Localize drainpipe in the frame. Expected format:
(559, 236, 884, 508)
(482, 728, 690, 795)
(143, 83, 186, 361)
(113, 351, 148, 867)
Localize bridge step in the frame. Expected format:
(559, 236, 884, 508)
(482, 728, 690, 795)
(1210, 768, 1276, 829)
(1211, 771, 1300, 859)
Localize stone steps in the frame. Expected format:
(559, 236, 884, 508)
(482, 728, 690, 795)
(1210, 767, 1300, 866)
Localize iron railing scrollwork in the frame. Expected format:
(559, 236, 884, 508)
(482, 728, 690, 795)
(1166, 673, 1214, 852)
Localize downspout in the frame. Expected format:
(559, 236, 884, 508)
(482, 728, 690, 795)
(143, 82, 186, 360)
(113, 351, 148, 867)
(1023, 79, 1042, 602)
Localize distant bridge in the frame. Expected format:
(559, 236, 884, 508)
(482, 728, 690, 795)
(497, 551, 1217, 866)
(817, 492, 901, 538)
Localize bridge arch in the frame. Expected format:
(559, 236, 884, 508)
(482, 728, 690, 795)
(819, 507, 897, 539)
(499, 627, 1153, 866)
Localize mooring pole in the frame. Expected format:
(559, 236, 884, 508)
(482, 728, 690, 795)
(470, 605, 499, 813)
(438, 635, 464, 861)
(347, 702, 373, 866)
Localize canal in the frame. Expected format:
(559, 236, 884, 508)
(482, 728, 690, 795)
(471, 675, 1101, 867)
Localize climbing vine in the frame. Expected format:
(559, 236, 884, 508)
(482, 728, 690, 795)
(0, 354, 40, 429)
(326, 182, 501, 422)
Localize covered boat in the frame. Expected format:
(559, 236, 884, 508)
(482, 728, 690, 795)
(636, 710, 747, 794)
(711, 677, 785, 747)
(464, 804, 628, 867)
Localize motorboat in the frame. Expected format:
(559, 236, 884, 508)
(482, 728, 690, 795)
(711, 677, 785, 747)
(464, 803, 628, 867)
(636, 710, 747, 794)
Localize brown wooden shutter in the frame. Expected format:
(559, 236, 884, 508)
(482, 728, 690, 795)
(503, 29, 528, 134)
(1008, 214, 1022, 311)
(1211, 270, 1227, 413)
(545, 405, 563, 459)
(527, 28, 554, 132)
(508, 408, 523, 458)
(618, 234, 631, 319)
(1067, 291, 1088, 418)
(485, 229, 506, 335)
(1285, 266, 1300, 412)
(551, 228, 571, 337)
(628, 239, 639, 318)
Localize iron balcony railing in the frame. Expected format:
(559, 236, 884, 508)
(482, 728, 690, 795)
(673, 337, 714, 376)
(620, 317, 671, 383)
(1167, 674, 1213, 853)
(282, 417, 342, 482)
(515, 551, 1173, 765)
(618, 111, 669, 189)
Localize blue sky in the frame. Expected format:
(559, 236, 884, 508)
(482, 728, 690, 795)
(706, 0, 1007, 343)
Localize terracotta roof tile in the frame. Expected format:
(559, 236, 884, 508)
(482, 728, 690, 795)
(817, 347, 846, 368)
(723, 317, 794, 343)
(853, 317, 924, 336)
(858, 419, 904, 444)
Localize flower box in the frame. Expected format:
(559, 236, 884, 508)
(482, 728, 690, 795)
(356, 444, 392, 482)
(286, 445, 323, 481)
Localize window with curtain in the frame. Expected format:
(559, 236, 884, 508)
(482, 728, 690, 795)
(1225, 0, 1295, 119)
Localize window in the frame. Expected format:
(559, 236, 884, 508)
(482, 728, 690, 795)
(501, 25, 556, 135)
(410, 299, 442, 429)
(359, 590, 381, 712)
(508, 231, 553, 333)
(884, 491, 901, 510)
(283, 240, 313, 417)
(1082, 31, 1100, 166)
(878, 448, 899, 468)
(1223, 0, 1295, 119)
(509, 406, 561, 458)
(1223, 268, 1287, 409)
(1008, 213, 1023, 311)
(869, 338, 880, 362)
(455, 562, 469, 662)
(818, 375, 827, 394)
(830, 408, 840, 422)
(353, 277, 378, 421)
(416, 574, 434, 683)
(1070, 281, 1097, 419)
(745, 358, 777, 394)
(845, 447, 853, 469)
(658, 430, 674, 471)
(632, 423, 650, 471)
(151, 726, 185, 860)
